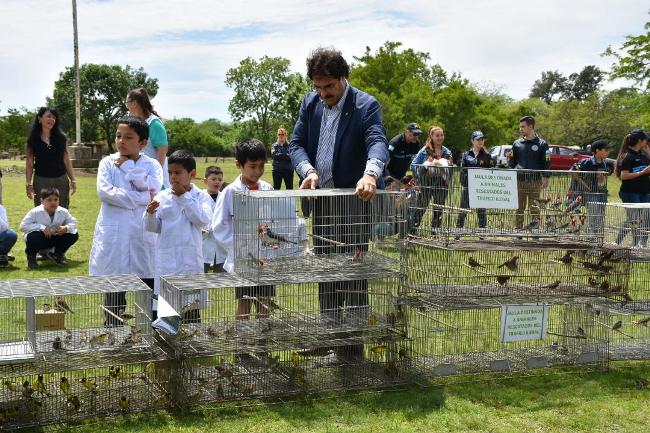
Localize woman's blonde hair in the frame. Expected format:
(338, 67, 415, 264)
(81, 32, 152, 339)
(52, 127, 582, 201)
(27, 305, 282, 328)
(425, 125, 444, 151)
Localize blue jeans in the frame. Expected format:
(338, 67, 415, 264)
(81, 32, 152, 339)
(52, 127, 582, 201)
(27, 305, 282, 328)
(0, 229, 17, 255)
(616, 191, 650, 246)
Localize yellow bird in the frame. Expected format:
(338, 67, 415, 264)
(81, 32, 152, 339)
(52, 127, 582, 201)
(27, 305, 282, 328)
(3, 380, 17, 392)
(118, 396, 130, 411)
(33, 373, 49, 396)
(369, 345, 387, 355)
(290, 352, 301, 367)
(368, 314, 378, 326)
(80, 377, 98, 393)
(154, 392, 170, 405)
(120, 312, 135, 322)
(89, 333, 109, 347)
(59, 377, 71, 395)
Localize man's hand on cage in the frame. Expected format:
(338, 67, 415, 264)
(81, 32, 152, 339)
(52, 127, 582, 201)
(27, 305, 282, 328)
(355, 173, 377, 201)
(300, 172, 319, 190)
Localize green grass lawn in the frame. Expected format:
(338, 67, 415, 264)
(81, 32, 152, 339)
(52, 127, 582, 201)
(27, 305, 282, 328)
(1, 159, 647, 433)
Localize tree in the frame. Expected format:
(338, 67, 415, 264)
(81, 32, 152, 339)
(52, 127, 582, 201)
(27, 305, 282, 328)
(529, 70, 568, 103)
(563, 65, 603, 100)
(0, 106, 34, 150)
(166, 118, 239, 157)
(603, 18, 650, 90)
(225, 56, 309, 146)
(49, 64, 158, 149)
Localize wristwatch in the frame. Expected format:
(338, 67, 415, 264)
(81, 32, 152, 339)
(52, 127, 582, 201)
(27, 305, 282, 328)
(364, 169, 379, 178)
(306, 168, 318, 176)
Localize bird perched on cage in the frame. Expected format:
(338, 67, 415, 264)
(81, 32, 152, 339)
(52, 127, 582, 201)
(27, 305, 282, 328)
(215, 362, 233, 379)
(498, 256, 519, 271)
(33, 374, 49, 396)
(566, 215, 581, 233)
(523, 216, 540, 232)
(633, 317, 650, 326)
(180, 299, 200, 315)
(258, 223, 297, 247)
(66, 395, 81, 412)
(119, 312, 136, 322)
(42, 303, 52, 312)
(599, 281, 610, 291)
(545, 218, 557, 232)
(3, 380, 17, 392)
(52, 337, 64, 351)
(496, 275, 510, 285)
(290, 352, 301, 367)
(468, 257, 483, 268)
(611, 320, 623, 331)
(54, 296, 74, 314)
(118, 396, 130, 411)
(576, 327, 586, 338)
(582, 261, 611, 273)
(587, 276, 598, 287)
(21, 381, 34, 399)
(597, 250, 615, 266)
(550, 194, 563, 209)
(109, 366, 125, 380)
(543, 281, 561, 290)
(557, 251, 574, 264)
(549, 341, 559, 351)
(63, 330, 73, 347)
(369, 345, 387, 355)
(565, 195, 583, 213)
(623, 292, 634, 303)
(368, 313, 378, 326)
(533, 194, 552, 208)
(247, 252, 264, 267)
(59, 377, 71, 395)
(89, 333, 109, 348)
(348, 247, 363, 262)
(398, 347, 408, 359)
(80, 378, 98, 393)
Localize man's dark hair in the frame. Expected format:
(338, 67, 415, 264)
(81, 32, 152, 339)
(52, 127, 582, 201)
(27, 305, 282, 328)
(306, 48, 350, 80)
(236, 138, 267, 164)
(519, 116, 535, 128)
(116, 115, 149, 141)
(168, 149, 196, 172)
(205, 166, 223, 178)
(40, 187, 60, 199)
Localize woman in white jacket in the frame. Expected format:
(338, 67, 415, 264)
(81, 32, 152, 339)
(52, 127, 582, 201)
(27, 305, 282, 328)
(88, 116, 162, 326)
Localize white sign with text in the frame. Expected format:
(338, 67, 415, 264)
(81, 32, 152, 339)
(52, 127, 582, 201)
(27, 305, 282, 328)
(500, 304, 549, 343)
(467, 169, 518, 209)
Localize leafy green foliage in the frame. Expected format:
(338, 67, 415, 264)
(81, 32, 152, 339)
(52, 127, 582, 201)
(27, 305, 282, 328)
(604, 18, 650, 90)
(0, 106, 34, 150)
(166, 118, 238, 157)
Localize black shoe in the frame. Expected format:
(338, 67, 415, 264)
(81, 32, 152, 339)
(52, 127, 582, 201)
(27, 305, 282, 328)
(0, 255, 8, 268)
(6, 255, 14, 262)
(47, 251, 67, 266)
(27, 255, 38, 270)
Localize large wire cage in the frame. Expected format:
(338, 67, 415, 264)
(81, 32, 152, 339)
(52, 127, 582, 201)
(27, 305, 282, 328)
(404, 240, 631, 300)
(0, 353, 172, 430)
(158, 272, 407, 358)
(605, 308, 650, 361)
(0, 275, 154, 364)
(408, 166, 608, 244)
(604, 203, 650, 259)
(232, 189, 407, 283)
(403, 298, 609, 381)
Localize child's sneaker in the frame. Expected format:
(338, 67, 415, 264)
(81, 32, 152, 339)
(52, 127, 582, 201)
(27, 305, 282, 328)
(47, 251, 68, 266)
(27, 255, 38, 270)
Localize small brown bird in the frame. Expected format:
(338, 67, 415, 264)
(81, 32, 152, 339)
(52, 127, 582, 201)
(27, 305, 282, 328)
(558, 251, 574, 264)
(496, 275, 510, 285)
(623, 292, 634, 302)
(55, 296, 74, 314)
(468, 257, 482, 268)
(633, 317, 650, 326)
(52, 337, 64, 350)
(119, 312, 135, 322)
(588, 277, 598, 287)
(543, 280, 561, 290)
(611, 320, 623, 331)
(66, 395, 81, 411)
(576, 327, 586, 338)
(21, 381, 34, 399)
(599, 281, 610, 292)
(42, 303, 52, 312)
(498, 256, 519, 271)
(598, 250, 614, 266)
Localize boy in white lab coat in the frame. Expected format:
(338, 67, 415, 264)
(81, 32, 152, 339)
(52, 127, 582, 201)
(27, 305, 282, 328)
(20, 187, 78, 269)
(144, 149, 213, 323)
(89, 115, 163, 326)
(212, 138, 275, 321)
(201, 166, 227, 273)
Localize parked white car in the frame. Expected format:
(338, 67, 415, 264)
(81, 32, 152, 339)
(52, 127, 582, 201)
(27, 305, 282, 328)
(487, 145, 512, 168)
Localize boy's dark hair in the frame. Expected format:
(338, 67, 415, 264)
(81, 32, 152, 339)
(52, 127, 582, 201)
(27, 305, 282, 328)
(236, 139, 267, 165)
(306, 48, 350, 80)
(168, 149, 196, 172)
(519, 115, 535, 128)
(117, 115, 149, 141)
(205, 166, 223, 178)
(40, 187, 60, 199)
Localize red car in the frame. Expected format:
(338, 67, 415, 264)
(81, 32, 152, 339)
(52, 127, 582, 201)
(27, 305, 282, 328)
(547, 145, 590, 170)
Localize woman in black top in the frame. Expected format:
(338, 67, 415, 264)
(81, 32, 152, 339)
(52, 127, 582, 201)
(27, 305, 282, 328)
(25, 107, 76, 209)
(614, 128, 650, 246)
(271, 127, 294, 190)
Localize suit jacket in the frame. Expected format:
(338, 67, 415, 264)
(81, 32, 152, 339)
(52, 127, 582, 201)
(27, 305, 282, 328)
(289, 85, 389, 188)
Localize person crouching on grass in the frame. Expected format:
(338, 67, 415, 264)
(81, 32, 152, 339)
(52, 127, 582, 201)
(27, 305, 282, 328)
(20, 187, 78, 270)
(144, 150, 213, 323)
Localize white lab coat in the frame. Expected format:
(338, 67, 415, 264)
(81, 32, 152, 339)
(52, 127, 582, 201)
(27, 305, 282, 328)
(211, 176, 273, 273)
(143, 185, 213, 304)
(0, 204, 11, 234)
(202, 190, 228, 265)
(20, 205, 77, 238)
(89, 153, 162, 278)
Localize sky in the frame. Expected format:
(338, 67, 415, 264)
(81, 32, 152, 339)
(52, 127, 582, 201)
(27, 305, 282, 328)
(0, 0, 647, 122)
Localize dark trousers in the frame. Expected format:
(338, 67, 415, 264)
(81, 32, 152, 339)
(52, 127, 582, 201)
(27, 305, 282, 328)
(33, 174, 70, 209)
(515, 179, 542, 229)
(104, 278, 154, 327)
(272, 169, 294, 190)
(25, 231, 78, 256)
(411, 176, 449, 231)
(456, 187, 487, 228)
(313, 196, 370, 359)
(616, 191, 650, 246)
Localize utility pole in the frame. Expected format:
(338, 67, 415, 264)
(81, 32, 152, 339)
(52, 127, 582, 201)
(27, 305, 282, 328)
(72, 0, 81, 144)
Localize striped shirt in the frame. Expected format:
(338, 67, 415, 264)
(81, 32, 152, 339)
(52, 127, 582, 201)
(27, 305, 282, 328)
(314, 83, 350, 187)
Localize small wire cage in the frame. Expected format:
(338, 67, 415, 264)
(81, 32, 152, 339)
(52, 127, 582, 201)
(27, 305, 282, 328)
(408, 167, 607, 244)
(0, 275, 154, 364)
(232, 189, 407, 283)
(603, 202, 650, 259)
(404, 298, 609, 381)
(0, 355, 171, 430)
(625, 261, 650, 312)
(404, 240, 631, 300)
(605, 309, 650, 361)
(177, 340, 412, 405)
(159, 272, 407, 358)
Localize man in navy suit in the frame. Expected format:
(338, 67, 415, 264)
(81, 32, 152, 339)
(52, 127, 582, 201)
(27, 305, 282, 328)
(290, 48, 389, 364)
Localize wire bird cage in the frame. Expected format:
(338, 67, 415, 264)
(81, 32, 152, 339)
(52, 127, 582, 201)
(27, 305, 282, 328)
(404, 240, 631, 300)
(0, 355, 172, 430)
(0, 275, 154, 364)
(604, 309, 650, 361)
(158, 272, 407, 358)
(176, 341, 412, 405)
(408, 167, 607, 244)
(403, 297, 609, 381)
(232, 189, 407, 283)
(603, 202, 650, 259)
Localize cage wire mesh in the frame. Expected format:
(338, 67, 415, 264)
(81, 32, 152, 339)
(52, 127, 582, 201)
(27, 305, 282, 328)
(403, 298, 609, 382)
(0, 275, 154, 365)
(603, 309, 650, 361)
(232, 189, 407, 283)
(0, 356, 172, 430)
(408, 167, 607, 244)
(403, 240, 631, 300)
(604, 203, 650, 257)
(158, 272, 407, 358)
